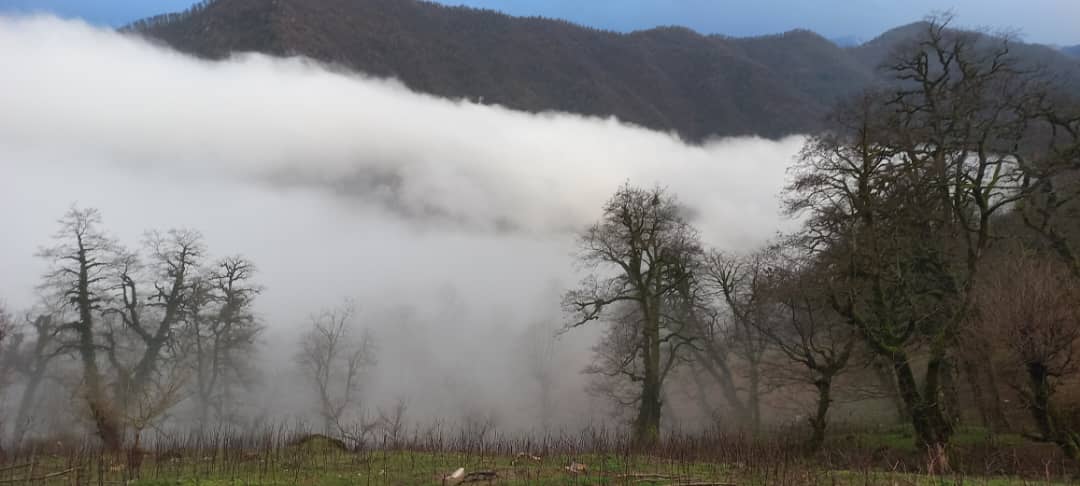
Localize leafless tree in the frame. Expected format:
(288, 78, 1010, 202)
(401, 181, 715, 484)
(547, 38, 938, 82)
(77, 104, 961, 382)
(976, 252, 1080, 460)
(786, 15, 1053, 454)
(182, 257, 263, 426)
(1019, 99, 1080, 278)
(563, 184, 702, 444)
(296, 302, 377, 436)
(716, 246, 859, 448)
(35, 207, 261, 449)
(108, 229, 204, 410)
(36, 207, 123, 450)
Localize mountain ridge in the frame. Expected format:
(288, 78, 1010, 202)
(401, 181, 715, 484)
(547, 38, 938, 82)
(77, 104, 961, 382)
(129, 0, 1080, 141)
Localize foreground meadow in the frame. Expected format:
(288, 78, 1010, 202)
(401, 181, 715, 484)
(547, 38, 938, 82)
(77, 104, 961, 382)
(1, 427, 1075, 485)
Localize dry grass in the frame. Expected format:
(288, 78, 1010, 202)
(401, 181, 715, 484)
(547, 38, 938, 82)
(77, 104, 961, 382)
(0, 425, 1076, 485)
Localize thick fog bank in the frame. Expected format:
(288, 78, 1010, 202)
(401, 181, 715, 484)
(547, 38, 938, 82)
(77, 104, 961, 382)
(0, 16, 801, 431)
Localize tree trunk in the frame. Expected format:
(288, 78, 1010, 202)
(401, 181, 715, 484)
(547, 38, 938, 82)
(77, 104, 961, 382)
(76, 248, 123, 451)
(635, 304, 662, 445)
(1026, 362, 1080, 461)
(79, 311, 122, 451)
(893, 353, 952, 452)
(807, 376, 833, 451)
(939, 356, 961, 426)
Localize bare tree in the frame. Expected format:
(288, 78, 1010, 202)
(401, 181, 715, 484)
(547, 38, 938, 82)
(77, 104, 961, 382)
(563, 184, 701, 444)
(976, 252, 1080, 460)
(35, 207, 260, 449)
(182, 257, 263, 426)
(296, 302, 377, 436)
(36, 207, 123, 450)
(717, 246, 859, 448)
(1019, 101, 1080, 278)
(786, 16, 1053, 454)
(109, 229, 204, 409)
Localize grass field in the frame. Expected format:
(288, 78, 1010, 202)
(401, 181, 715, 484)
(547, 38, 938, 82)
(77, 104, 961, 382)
(0, 428, 1075, 485)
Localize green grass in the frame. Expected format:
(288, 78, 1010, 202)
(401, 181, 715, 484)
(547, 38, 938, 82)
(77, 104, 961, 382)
(2, 430, 1071, 485)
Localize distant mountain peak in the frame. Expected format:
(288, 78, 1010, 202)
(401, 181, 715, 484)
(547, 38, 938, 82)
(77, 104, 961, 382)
(130, 0, 1080, 141)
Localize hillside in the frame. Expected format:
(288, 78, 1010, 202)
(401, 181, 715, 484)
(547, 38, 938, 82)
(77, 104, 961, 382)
(130, 0, 1080, 141)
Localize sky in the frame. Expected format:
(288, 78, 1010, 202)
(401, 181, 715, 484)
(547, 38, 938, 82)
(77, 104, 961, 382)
(0, 0, 1077, 46)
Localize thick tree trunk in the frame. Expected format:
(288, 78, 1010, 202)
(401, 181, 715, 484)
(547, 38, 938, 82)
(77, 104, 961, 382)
(635, 308, 662, 445)
(893, 353, 953, 452)
(1026, 362, 1080, 461)
(939, 356, 961, 426)
(807, 376, 833, 451)
(635, 379, 661, 445)
(77, 256, 123, 452)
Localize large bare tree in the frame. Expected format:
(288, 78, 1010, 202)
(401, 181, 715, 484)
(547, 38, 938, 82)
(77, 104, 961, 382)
(36, 207, 123, 450)
(786, 16, 1054, 454)
(564, 184, 701, 443)
(35, 207, 262, 450)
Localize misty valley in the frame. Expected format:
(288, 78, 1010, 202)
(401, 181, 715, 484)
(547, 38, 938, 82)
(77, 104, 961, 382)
(1, 3, 1080, 485)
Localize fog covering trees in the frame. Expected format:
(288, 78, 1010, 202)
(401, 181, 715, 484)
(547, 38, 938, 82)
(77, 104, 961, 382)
(0, 13, 1079, 466)
(558, 15, 1080, 457)
(17, 207, 266, 451)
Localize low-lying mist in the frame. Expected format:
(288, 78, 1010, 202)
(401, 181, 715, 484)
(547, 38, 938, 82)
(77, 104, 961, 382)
(0, 16, 802, 432)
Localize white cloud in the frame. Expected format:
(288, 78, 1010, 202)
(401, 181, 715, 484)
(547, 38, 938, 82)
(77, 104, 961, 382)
(0, 15, 803, 429)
